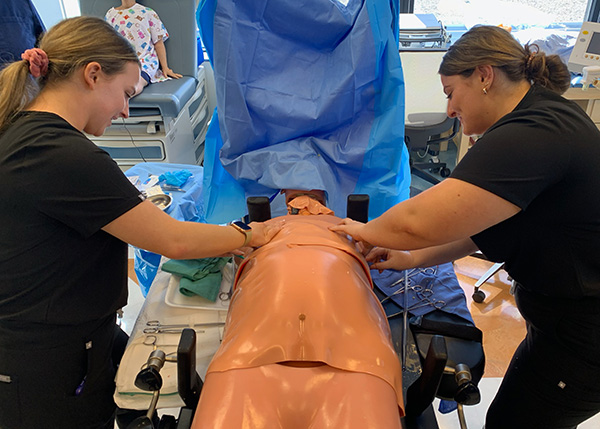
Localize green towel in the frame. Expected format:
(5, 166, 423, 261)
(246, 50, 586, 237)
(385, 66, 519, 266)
(161, 257, 230, 301)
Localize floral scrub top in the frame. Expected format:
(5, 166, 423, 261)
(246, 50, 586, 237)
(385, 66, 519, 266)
(105, 3, 169, 83)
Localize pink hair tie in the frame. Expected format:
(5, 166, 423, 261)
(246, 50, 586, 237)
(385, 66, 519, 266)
(21, 48, 49, 78)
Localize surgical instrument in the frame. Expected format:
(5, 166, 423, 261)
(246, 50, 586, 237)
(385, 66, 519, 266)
(402, 269, 409, 370)
(219, 291, 232, 301)
(386, 299, 447, 320)
(379, 267, 438, 304)
(380, 283, 435, 304)
(388, 267, 438, 289)
(407, 299, 446, 312)
(161, 184, 186, 192)
(143, 320, 225, 334)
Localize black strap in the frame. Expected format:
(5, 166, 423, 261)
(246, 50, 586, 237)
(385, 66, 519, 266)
(410, 315, 483, 343)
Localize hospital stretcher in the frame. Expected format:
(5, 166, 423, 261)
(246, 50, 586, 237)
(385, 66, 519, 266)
(115, 196, 484, 429)
(79, 0, 209, 169)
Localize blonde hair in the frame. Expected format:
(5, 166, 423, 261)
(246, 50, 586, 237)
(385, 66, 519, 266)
(439, 25, 570, 94)
(0, 16, 139, 129)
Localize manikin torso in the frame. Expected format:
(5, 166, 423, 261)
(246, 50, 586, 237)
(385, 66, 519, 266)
(192, 206, 404, 428)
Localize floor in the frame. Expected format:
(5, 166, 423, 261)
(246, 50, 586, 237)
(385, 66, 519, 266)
(431, 255, 600, 429)
(118, 143, 600, 428)
(409, 142, 600, 428)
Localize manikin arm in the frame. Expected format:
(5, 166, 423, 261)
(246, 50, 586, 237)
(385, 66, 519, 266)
(154, 38, 182, 79)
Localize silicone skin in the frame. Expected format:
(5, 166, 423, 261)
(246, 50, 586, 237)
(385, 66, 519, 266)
(192, 214, 404, 428)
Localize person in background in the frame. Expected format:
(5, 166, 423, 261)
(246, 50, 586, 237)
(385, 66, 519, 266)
(105, 0, 182, 95)
(0, 0, 45, 65)
(0, 16, 279, 429)
(331, 25, 600, 429)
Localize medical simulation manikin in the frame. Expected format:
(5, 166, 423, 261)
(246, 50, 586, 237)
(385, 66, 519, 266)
(191, 196, 404, 428)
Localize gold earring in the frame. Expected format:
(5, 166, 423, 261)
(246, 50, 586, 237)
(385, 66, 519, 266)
(482, 87, 488, 95)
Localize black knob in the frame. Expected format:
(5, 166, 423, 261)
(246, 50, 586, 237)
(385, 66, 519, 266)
(134, 350, 165, 391)
(135, 367, 163, 392)
(247, 196, 271, 222)
(346, 194, 369, 223)
(453, 363, 481, 405)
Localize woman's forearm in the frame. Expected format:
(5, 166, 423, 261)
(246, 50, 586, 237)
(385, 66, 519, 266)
(409, 238, 478, 268)
(359, 178, 520, 251)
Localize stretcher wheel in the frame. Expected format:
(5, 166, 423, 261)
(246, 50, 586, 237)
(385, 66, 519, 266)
(440, 167, 451, 178)
(472, 290, 486, 303)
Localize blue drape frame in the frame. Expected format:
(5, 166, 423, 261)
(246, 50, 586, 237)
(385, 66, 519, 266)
(198, 0, 409, 222)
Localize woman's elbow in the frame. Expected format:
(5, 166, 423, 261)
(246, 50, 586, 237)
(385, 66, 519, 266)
(387, 222, 441, 250)
(159, 241, 192, 260)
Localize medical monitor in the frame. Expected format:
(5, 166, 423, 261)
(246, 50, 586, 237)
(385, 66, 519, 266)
(568, 22, 600, 74)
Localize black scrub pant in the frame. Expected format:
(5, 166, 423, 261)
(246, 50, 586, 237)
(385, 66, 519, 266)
(0, 315, 128, 429)
(486, 285, 600, 429)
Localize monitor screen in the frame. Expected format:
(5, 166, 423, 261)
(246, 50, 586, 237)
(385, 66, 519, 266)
(587, 32, 600, 55)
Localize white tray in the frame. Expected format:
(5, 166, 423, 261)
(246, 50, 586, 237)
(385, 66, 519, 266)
(164, 273, 232, 310)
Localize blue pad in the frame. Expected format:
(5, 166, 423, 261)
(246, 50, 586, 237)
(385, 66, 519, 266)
(372, 263, 475, 324)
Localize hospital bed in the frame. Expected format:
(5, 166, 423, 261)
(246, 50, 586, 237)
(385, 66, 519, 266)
(115, 189, 484, 429)
(78, 0, 210, 169)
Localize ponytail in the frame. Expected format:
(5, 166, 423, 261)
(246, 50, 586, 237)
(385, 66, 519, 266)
(0, 61, 39, 129)
(524, 45, 571, 94)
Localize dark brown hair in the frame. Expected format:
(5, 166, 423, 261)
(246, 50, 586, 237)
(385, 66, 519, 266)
(439, 25, 570, 94)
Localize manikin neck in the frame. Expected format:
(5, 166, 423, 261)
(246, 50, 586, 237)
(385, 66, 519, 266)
(118, 0, 136, 9)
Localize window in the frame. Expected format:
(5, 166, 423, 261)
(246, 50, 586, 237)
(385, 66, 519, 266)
(405, 0, 591, 28)
(61, 0, 81, 18)
(31, 0, 80, 28)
